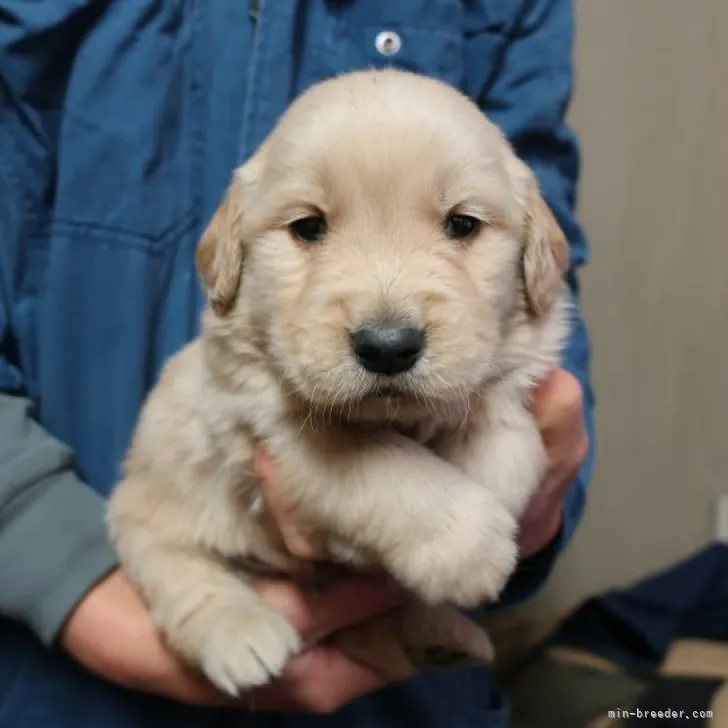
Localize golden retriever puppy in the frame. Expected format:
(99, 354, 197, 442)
(106, 68, 570, 696)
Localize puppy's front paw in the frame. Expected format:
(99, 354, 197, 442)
(392, 495, 518, 608)
(162, 598, 302, 696)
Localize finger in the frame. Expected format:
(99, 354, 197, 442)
(254, 448, 321, 560)
(526, 367, 558, 416)
(531, 370, 584, 431)
(517, 446, 585, 558)
(287, 646, 393, 712)
(517, 498, 563, 558)
(300, 575, 409, 644)
(149, 661, 233, 706)
(519, 455, 578, 527)
(541, 429, 589, 496)
(258, 574, 408, 646)
(247, 645, 393, 714)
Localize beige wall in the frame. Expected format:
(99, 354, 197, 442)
(535, 0, 728, 615)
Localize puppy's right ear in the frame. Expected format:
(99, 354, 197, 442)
(506, 154, 569, 317)
(196, 173, 246, 317)
(521, 175, 569, 317)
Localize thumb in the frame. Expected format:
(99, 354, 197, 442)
(254, 447, 321, 560)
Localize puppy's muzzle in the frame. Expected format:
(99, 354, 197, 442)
(349, 324, 425, 376)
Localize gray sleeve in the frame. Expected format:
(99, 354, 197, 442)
(0, 394, 118, 645)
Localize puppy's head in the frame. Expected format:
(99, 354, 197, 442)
(197, 70, 568, 417)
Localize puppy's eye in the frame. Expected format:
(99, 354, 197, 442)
(445, 214, 481, 240)
(291, 216, 327, 243)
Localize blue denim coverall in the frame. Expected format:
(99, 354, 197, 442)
(0, 1, 594, 725)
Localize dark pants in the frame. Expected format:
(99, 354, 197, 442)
(0, 622, 509, 728)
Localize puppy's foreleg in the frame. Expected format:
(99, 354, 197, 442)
(264, 427, 518, 608)
(107, 501, 301, 696)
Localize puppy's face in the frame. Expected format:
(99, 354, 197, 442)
(198, 71, 567, 417)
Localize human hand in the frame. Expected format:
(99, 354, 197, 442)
(517, 368, 589, 558)
(248, 575, 406, 712)
(60, 560, 405, 711)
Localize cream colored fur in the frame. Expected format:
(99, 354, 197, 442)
(106, 69, 570, 696)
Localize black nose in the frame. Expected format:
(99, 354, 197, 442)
(350, 325, 425, 376)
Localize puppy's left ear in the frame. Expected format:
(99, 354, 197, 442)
(196, 173, 247, 317)
(520, 170, 569, 317)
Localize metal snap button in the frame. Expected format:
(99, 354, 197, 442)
(375, 30, 402, 57)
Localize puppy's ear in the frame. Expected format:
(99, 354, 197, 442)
(196, 173, 247, 317)
(520, 172, 569, 317)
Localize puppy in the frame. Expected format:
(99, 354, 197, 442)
(106, 68, 570, 696)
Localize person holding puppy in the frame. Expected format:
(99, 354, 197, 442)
(0, 1, 593, 727)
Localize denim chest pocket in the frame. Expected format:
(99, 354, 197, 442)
(51, 1, 205, 252)
(314, 20, 466, 90)
(307, 3, 508, 104)
(343, 23, 465, 88)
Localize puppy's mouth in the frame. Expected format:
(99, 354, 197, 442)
(295, 375, 415, 415)
(365, 381, 409, 400)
